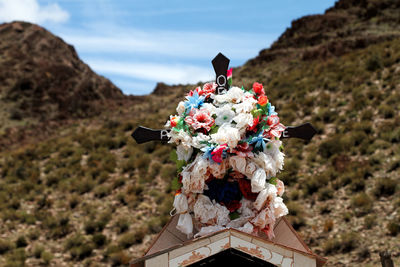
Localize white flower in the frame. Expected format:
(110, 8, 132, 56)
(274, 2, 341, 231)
(202, 103, 217, 115)
(233, 93, 257, 113)
(176, 101, 186, 116)
(245, 161, 258, 177)
(215, 202, 230, 226)
(176, 144, 193, 162)
(208, 160, 228, 179)
(238, 198, 255, 218)
(233, 113, 253, 131)
(213, 86, 244, 104)
(192, 133, 211, 149)
(251, 168, 266, 193)
(251, 209, 266, 228)
(236, 222, 254, 234)
(180, 158, 205, 193)
(192, 156, 208, 179)
(173, 193, 188, 214)
(226, 86, 245, 103)
(215, 105, 235, 126)
(193, 195, 218, 224)
(253, 152, 277, 179)
(176, 213, 193, 238)
(273, 197, 288, 218)
(211, 124, 241, 148)
(193, 195, 230, 226)
(181, 170, 191, 193)
(265, 140, 285, 171)
(229, 156, 247, 174)
(168, 130, 192, 149)
(254, 183, 278, 211)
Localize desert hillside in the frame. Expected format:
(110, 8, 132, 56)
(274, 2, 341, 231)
(0, 0, 399, 266)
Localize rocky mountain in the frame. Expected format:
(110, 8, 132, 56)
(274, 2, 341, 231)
(0, 0, 399, 266)
(0, 21, 126, 149)
(247, 0, 400, 64)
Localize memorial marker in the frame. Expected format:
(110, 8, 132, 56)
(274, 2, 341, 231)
(131, 53, 317, 144)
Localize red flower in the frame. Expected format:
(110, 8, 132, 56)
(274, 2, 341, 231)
(211, 144, 228, 163)
(258, 95, 268, 106)
(253, 82, 265, 95)
(187, 86, 202, 97)
(238, 179, 259, 201)
(170, 116, 179, 127)
(225, 200, 242, 212)
(229, 171, 245, 179)
(248, 116, 260, 133)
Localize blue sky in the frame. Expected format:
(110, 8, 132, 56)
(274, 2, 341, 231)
(0, 0, 336, 95)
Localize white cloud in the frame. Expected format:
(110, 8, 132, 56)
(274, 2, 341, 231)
(88, 60, 214, 85)
(59, 25, 276, 94)
(0, 0, 69, 24)
(60, 27, 275, 61)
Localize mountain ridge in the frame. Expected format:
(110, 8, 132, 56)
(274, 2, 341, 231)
(0, 21, 126, 127)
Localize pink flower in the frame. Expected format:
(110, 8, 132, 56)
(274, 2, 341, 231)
(201, 82, 216, 97)
(267, 115, 279, 126)
(211, 144, 228, 163)
(263, 115, 285, 139)
(188, 83, 216, 98)
(230, 142, 254, 158)
(227, 68, 232, 78)
(276, 179, 285, 196)
(185, 108, 214, 132)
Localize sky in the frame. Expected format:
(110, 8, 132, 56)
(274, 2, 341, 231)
(0, 0, 337, 95)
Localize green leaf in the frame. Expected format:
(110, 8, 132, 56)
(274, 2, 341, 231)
(229, 211, 240, 220)
(176, 160, 187, 173)
(210, 125, 219, 134)
(269, 177, 277, 185)
(171, 177, 181, 191)
(251, 109, 263, 118)
(170, 150, 178, 162)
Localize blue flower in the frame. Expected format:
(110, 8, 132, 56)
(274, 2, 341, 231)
(249, 133, 270, 151)
(204, 179, 241, 205)
(201, 145, 215, 162)
(184, 91, 205, 113)
(268, 104, 277, 116)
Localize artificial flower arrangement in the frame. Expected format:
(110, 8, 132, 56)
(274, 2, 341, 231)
(166, 73, 288, 239)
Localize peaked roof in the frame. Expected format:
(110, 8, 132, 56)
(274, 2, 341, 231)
(132, 216, 326, 266)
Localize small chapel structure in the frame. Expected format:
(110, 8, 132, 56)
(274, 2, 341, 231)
(131, 216, 326, 267)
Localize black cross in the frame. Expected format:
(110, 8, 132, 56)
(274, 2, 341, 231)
(131, 53, 317, 144)
(212, 53, 230, 94)
(131, 123, 316, 144)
